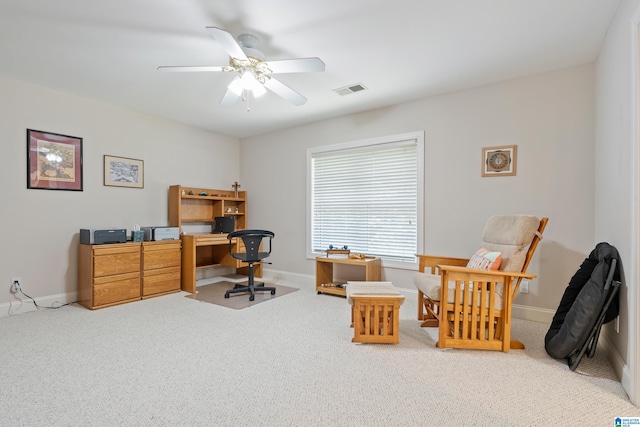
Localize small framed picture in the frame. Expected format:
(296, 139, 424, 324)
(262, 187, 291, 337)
(27, 129, 83, 191)
(104, 155, 144, 188)
(482, 145, 517, 177)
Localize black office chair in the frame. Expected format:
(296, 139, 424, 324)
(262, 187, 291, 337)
(224, 230, 276, 301)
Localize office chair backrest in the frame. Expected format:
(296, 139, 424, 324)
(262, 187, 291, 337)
(228, 229, 274, 263)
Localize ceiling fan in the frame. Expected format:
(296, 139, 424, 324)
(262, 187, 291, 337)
(158, 27, 325, 107)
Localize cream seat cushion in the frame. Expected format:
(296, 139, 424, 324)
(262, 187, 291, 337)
(412, 215, 541, 311)
(345, 281, 404, 306)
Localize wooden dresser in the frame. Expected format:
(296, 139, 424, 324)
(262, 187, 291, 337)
(78, 240, 181, 310)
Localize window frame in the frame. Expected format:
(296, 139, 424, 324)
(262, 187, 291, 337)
(306, 131, 424, 270)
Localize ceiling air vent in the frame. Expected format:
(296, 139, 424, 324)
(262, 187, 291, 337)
(333, 83, 367, 96)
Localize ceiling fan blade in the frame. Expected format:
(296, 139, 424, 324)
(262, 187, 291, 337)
(205, 27, 248, 61)
(263, 57, 325, 74)
(263, 77, 307, 106)
(220, 86, 241, 106)
(157, 65, 226, 72)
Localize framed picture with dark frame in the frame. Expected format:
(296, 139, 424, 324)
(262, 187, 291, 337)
(27, 129, 83, 191)
(482, 145, 517, 177)
(103, 155, 144, 188)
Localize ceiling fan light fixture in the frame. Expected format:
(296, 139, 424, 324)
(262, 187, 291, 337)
(251, 81, 267, 97)
(228, 76, 244, 96)
(228, 71, 267, 98)
(242, 71, 265, 95)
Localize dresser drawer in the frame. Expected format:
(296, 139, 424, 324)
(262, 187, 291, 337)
(142, 266, 180, 297)
(93, 273, 141, 307)
(142, 242, 181, 270)
(93, 246, 140, 277)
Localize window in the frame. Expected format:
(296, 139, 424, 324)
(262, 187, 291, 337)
(307, 132, 424, 268)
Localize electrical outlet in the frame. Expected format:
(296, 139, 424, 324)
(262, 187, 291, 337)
(10, 277, 21, 293)
(519, 280, 529, 294)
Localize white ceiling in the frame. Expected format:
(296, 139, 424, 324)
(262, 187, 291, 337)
(0, 0, 621, 139)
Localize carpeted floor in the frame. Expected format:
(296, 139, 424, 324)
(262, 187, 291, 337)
(185, 281, 299, 309)
(1, 278, 639, 426)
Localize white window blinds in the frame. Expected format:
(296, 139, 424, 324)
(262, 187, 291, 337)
(309, 134, 422, 264)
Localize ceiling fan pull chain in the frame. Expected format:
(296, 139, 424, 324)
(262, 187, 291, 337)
(245, 90, 251, 112)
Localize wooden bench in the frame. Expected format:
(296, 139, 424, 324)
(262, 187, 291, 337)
(346, 282, 405, 344)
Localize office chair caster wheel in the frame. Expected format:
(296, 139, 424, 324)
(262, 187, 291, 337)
(249, 295, 255, 301)
(270, 289, 275, 295)
(224, 293, 230, 299)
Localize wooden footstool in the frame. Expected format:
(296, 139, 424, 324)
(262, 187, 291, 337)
(346, 282, 405, 344)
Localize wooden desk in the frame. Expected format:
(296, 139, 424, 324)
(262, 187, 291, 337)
(169, 185, 260, 293)
(180, 233, 262, 293)
(315, 256, 382, 297)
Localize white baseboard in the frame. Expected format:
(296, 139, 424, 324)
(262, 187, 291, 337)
(262, 268, 315, 288)
(512, 304, 556, 323)
(0, 291, 78, 319)
(601, 333, 632, 400)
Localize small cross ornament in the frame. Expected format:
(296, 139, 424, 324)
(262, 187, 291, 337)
(232, 181, 241, 198)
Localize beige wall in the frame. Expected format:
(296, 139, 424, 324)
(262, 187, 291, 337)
(241, 64, 596, 319)
(0, 75, 240, 308)
(595, 0, 640, 405)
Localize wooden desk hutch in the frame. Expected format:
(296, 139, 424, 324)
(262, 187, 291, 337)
(168, 185, 261, 293)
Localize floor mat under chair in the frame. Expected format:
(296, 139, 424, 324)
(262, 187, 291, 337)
(185, 281, 299, 309)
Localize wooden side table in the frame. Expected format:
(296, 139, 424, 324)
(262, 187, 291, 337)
(315, 256, 382, 297)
